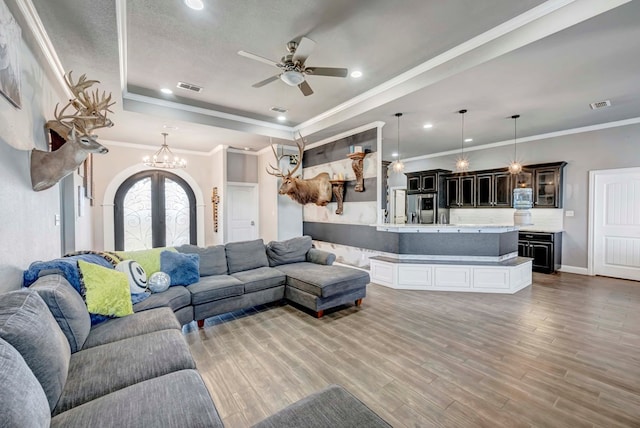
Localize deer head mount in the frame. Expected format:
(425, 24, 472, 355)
(31, 72, 113, 191)
(266, 135, 331, 206)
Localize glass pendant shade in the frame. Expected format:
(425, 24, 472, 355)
(455, 109, 469, 172)
(393, 112, 405, 173)
(143, 133, 187, 169)
(508, 114, 522, 174)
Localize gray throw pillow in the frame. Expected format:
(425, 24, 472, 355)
(31, 275, 91, 353)
(176, 244, 228, 276)
(225, 239, 269, 274)
(0, 338, 51, 427)
(266, 236, 313, 267)
(0, 289, 71, 411)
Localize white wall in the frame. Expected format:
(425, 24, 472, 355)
(401, 123, 640, 270)
(0, 4, 66, 292)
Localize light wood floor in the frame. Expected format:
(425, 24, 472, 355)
(183, 273, 640, 427)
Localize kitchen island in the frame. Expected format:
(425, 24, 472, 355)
(369, 223, 532, 293)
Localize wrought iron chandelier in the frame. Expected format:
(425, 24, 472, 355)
(143, 133, 187, 169)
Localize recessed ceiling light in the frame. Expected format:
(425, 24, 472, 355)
(163, 125, 179, 130)
(277, 115, 286, 121)
(350, 70, 363, 78)
(464, 138, 473, 143)
(423, 123, 433, 129)
(184, 0, 204, 10)
(244, 147, 251, 151)
(160, 88, 173, 94)
(391, 152, 398, 157)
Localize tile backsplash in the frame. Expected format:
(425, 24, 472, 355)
(450, 208, 564, 231)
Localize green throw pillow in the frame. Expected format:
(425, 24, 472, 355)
(115, 247, 177, 275)
(78, 261, 133, 317)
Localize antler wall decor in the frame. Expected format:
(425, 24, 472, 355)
(31, 72, 114, 191)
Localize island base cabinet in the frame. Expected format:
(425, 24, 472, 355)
(370, 258, 532, 294)
(518, 232, 562, 273)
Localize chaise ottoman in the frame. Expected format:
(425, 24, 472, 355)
(275, 262, 370, 318)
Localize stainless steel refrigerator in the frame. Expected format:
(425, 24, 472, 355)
(406, 193, 437, 224)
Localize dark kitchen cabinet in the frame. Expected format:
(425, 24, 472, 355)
(518, 231, 562, 273)
(406, 169, 450, 194)
(534, 164, 565, 208)
(446, 175, 475, 207)
(476, 172, 511, 207)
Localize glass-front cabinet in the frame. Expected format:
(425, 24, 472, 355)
(446, 176, 475, 207)
(535, 167, 562, 207)
(476, 172, 511, 207)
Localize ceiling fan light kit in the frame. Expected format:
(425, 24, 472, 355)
(238, 36, 349, 96)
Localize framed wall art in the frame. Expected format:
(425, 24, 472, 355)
(0, 0, 22, 108)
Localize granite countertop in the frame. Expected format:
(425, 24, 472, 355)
(374, 224, 519, 233)
(517, 227, 564, 233)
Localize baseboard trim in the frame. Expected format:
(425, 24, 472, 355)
(558, 265, 591, 275)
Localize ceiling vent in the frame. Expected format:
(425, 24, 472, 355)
(590, 100, 611, 110)
(270, 106, 287, 113)
(176, 82, 203, 93)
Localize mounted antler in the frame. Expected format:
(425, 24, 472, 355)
(266, 135, 304, 178)
(45, 71, 115, 140)
(266, 133, 332, 206)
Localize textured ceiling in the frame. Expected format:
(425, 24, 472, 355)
(29, 0, 640, 161)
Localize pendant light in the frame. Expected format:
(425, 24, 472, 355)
(508, 114, 523, 174)
(143, 133, 187, 169)
(455, 109, 469, 172)
(391, 112, 405, 173)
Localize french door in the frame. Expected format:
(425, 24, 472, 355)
(114, 170, 196, 251)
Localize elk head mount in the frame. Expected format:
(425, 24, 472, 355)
(30, 72, 114, 191)
(266, 136, 331, 206)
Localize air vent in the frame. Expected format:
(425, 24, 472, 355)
(270, 106, 287, 113)
(590, 100, 611, 110)
(176, 81, 203, 93)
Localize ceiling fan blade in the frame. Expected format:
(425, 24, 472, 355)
(298, 80, 313, 96)
(305, 67, 348, 78)
(252, 75, 280, 88)
(238, 50, 280, 68)
(292, 36, 316, 65)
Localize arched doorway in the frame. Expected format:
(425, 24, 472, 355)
(114, 170, 196, 250)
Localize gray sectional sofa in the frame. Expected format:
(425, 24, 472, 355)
(0, 235, 389, 427)
(139, 236, 370, 326)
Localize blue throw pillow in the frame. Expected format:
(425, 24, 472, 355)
(160, 251, 200, 286)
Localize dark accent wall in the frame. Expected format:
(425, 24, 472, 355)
(303, 128, 377, 168)
(342, 178, 377, 202)
(304, 222, 517, 257)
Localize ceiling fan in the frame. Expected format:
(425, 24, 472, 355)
(238, 37, 348, 96)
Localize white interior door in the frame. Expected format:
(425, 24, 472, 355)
(592, 168, 640, 281)
(227, 184, 258, 243)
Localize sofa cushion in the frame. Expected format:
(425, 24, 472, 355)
(306, 248, 336, 266)
(266, 236, 312, 267)
(187, 275, 244, 305)
(132, 285, 191, 313)
(0, 289, 70, 411)
(252, 384, 391, 428)
(232, 267, 286, 293)
(176, 244, 228, 276)
(31, 275, 91, 353)
(54, 329, 196, 415)
(82, 307, 181, 349)
(225, 239, 269, 274)
(115, 247, 177, 275)
(161, 251, 200, 286)
(275, 263, 370, 298)
(78, 260, 134, 318)
(51, 370, 223, 428)
(0, 338, 52, 428)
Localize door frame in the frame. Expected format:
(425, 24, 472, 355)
(587, 166, 640, 276)
(103, 165, 205, 250)
(225, 182, 259, 243)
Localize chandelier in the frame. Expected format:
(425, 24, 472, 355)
(508, 114, 523, 174)
(143, 133, 187, 169)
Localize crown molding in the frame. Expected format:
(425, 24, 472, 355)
(14, 0, 70, 98)
(100, 139, 212, 156)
